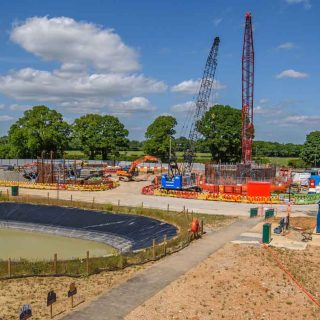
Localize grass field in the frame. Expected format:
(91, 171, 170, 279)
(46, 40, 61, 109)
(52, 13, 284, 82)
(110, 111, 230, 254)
(266, 157, 299, 166)
(65, 150, 299, 166)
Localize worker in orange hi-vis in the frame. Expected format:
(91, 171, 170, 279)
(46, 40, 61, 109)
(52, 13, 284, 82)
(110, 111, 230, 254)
(191, 218, 200, 239)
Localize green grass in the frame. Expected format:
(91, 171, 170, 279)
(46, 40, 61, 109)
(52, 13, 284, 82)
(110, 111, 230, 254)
(267, 157, 299, 166)
(65, 150, 299, 166)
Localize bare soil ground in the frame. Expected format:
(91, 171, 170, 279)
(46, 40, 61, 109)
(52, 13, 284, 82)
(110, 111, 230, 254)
(0, 265, 143, 320)
(126, 243, 320, 320)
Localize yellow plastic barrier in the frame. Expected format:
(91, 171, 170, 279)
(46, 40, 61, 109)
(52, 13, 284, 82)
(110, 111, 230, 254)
(0, 180, 118, 192)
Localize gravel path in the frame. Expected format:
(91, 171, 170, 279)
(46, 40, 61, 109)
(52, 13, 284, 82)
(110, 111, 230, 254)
(62, 218, 261, 320)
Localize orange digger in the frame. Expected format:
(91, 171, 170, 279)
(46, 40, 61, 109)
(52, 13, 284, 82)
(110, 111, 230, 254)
(116, 155, 160, 181)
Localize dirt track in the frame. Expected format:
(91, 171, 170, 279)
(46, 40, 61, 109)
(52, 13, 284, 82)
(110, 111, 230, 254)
(126, 243, 319, 320)
(0, 181, 317, 217)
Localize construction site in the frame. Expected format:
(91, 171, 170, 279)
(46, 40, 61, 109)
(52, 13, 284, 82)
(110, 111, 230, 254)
(1, 13, 319, 205)
(0, 6, 319, 320)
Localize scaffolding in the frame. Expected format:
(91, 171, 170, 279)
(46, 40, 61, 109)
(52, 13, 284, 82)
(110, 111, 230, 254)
(204, 163, 276, 185)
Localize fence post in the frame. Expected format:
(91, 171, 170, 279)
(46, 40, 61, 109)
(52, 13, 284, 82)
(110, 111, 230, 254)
(54, 253, 57, 274)
(47, 192, 50, 204)
(91, 197, 95, 209)
(183, 205, 185, 213)
(167, 204, 169, 213)
(6, 189, 9, 201)
(70, 194, 73, 205)
(8, 258, 11, 277)
(152, 239, 156, 260)
(86, 251, 90, 275)
(164, 234, 167, 256)
(119, 255, 124, 269)
(141, 202, 144, 209)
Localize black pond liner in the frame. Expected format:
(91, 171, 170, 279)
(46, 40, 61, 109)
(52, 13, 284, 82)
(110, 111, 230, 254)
(0, 202, 177, 250)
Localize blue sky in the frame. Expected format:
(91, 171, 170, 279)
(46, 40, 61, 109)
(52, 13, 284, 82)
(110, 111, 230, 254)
(0, 0, 318, 143)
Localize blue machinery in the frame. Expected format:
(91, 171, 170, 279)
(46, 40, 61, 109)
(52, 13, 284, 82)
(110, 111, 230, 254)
(161, 36, 220, 190)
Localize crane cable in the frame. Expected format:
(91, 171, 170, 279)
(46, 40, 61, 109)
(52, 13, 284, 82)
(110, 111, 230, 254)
(262, 243, 320, 308)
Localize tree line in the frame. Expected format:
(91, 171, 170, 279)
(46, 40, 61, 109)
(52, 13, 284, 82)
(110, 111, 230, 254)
(0, 104, 319, 166)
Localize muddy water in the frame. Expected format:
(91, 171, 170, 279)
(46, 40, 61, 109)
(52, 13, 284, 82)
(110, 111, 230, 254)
(0, 228, 115, 260)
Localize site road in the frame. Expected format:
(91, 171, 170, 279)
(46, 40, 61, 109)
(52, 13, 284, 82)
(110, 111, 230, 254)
(0, 182, 316, 218)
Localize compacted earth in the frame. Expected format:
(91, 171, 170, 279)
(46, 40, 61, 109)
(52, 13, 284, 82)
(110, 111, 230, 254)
(0, 266, 143, 320)
(126, 243, 319, 320)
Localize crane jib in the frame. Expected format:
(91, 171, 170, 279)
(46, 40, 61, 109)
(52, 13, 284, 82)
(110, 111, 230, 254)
(162, 36, 220, 191)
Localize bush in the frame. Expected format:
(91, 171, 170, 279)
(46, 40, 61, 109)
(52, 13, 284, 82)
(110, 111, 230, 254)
(288, 158, 307, 168)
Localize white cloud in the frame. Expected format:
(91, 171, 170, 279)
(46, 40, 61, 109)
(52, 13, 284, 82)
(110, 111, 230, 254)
(282, 115, 320, 125)
(254, 105, 282, 116)
(253, 106, 267, 115)
(0, 16, 168, 116)
(111, 97, 156, 114)
(171, 101, 195, 112)
(286, 0, 311, 9)
(171, 79, 226, 95)
(9, 104, 30, 111)
(11, 16, 139, 72)
(213, 18, 223, 26)
(0, 115, 14, 121)
(277, 42, 295, 49)
(0, 68, 166, 101)
(276, 69, 308, 79)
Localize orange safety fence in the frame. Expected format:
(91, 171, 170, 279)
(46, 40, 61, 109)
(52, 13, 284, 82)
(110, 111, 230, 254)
(143, 185, 282, 204)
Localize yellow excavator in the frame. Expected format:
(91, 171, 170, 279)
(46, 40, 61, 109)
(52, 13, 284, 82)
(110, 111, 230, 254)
(116, 155, 160, 181)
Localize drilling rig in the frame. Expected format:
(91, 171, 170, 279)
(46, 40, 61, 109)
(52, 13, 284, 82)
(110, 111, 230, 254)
(161, 36, 220, 190)
(241, 12, 254, 164)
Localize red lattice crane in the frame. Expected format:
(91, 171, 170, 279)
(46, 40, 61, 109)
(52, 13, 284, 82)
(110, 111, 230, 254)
(242, 12, 254, 163)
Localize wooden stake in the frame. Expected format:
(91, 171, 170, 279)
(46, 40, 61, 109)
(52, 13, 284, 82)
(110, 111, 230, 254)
(91, 197, 95, 208)
(50, 304, 53, 319)
(141, 201, 144, 209)
(54, 253, 57, 274)
(71, 295, 74, 308)
(8, 258, 11, 277)
(183, 205, 185, 213)
(200, 219, 204, 235)
(70, 194, 73, 204)
(164, 234, 167, 256)
(152, 239, 156, 260)
(167, 204, 169, 213)
(47, 192, 50, 204)
(86, 251, 90, 275)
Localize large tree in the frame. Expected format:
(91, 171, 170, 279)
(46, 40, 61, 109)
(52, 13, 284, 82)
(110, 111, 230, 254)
(252, 140, 302, 158)
(73, 114, 129, 160)
(144, 115, 177, 162)
(197, 105, 242, 163)
(301, 131, 320, 166)
(8, 106, 70, 158)
(0, 136, 11, 158)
